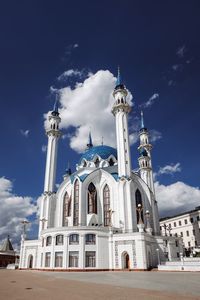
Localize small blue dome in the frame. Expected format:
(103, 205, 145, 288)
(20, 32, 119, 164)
(140, 147, 148, 157)
(79, 145, 117, 164)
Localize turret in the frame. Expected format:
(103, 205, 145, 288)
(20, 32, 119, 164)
(138, 111, 154, 193)
(111, 68, 132, 177)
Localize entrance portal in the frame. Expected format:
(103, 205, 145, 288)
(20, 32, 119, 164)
(28, 255, 33, 268)
(122, 252, 130, 269)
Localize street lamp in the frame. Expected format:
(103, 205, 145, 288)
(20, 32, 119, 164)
(21, 219, 30, 238)
(156, 248, 160, 265)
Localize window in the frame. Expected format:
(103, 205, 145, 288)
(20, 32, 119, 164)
(73, 180, 79, 226)
(45, 252, 51, 267)
(190, 217, 194, 223)
(186, 231, 189, 236)
(175, 241, 179, 247)
(103, 185, 111, 226)
(195, 241, 197, 246)
(109, 158, 114, 166)
(184, 219, 188, 225)
(180, 232, 183, 237)
(88, 183, 97, 214)
(69, 251, 79, 267)
(177, 252, 180, 258)
(197, 216, 200, 221)
(174, 222, 176, 227)
(179, 220, 182, 226)
(169, 223, 171, 228)
(175, 233, 178, 237)
(135, 189, 144, 223)
(63, 192, 71, 226)
(188, 241, 191, 247)
(94, 158, 100, 168)
(55, 252, 63, 267)
(85, 234, 96, 245)
(41, 253, 43, 267)
(46, 236, 52, 246)
(85, 251, 96, 267)
(69, 234, 79, 244)
(56, 235, 63, 245)
(192, 229, 195, 236)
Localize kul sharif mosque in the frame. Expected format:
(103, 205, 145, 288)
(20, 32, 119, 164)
(19, 71, 182, 270)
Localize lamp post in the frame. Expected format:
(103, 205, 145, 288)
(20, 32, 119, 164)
(21, 220, 30, 239)
(108, 208, 114, 227)
(136, 204, 145, 232)
(156, 248, 160, 265)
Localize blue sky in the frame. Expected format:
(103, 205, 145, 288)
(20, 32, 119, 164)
(0, 0, 200, 246)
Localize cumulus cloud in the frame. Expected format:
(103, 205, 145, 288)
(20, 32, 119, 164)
(45, 70, 134, 153)
(0, 177, 37, 248)
(149, 129, 162, 143)
(140, 93, 159, 108)
(156, 181, 200, 217)
(20, 129, 30, 138)
(158, 162, 181, 176)
(176, 45, 186, 58)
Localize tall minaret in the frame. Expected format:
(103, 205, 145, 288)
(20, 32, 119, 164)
(138, 111, 154, 193)
(44, 101, 62, 193)
(111, 68, 132, 177)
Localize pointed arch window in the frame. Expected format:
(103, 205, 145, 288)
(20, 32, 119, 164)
(135, 189, 144, 223)
(88, 183, 97, 214)
(103, 184, 111, 226)
(73, 180, 79, 226)
(63, 192, 71, 226)
(94, 157, 100, 168)
(109, 158, 114, 166)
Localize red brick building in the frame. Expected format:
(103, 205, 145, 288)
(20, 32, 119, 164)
(0, 236, 16, 268)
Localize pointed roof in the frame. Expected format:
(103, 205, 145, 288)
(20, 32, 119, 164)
(114, 66, 125, 90)
(0, 236, 14, 253)
(141, 111, 144, 128)
(52, 98, 59, 116)
(86, 131, 93, 149)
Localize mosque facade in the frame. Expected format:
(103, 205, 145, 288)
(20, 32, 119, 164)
(19, 72, 182, 270)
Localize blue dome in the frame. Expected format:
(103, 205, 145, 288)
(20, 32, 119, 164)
(79, 145, 117, 164)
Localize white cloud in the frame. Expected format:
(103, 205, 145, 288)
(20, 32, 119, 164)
(141, 93, 159, 108)
(158, 162, 181, 176)
(41, 145, 47, 153)
(20, 129, 30, 138)
(149, 129, 162, 143)
(155, 181, 200, 217)
(0, 177, 37, 248)
(57, 69, 83, 81)
(176, 45, 186, 58)
(46, 70, 134, 153)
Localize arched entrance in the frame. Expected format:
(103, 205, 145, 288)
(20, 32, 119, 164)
(122, 252, 130, 269)
(27, 254, 33, 268)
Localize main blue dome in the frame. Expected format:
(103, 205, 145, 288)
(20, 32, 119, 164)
(79, 145, 117, 163)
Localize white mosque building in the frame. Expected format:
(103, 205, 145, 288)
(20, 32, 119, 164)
(19, 72, 182, 270)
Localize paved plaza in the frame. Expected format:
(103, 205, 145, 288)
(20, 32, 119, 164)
(0, 269, 200, 300)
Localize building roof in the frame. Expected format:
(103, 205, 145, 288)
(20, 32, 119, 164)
(79, 145, 117, 164)
(160, 206, 200, 222)
(0, 236, 14, 253)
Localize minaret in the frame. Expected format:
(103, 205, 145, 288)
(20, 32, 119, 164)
(44, 101, 61, 193)
(138, 111, 154, 193)
(111, 68, 132, 177)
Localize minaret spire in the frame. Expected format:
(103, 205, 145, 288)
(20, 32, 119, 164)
(116, 66, 121, 86)
(87, 131, 93, 149)
(141, 111, 145, 129)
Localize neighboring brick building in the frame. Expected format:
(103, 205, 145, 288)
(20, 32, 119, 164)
(0, 236, 16, 267)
